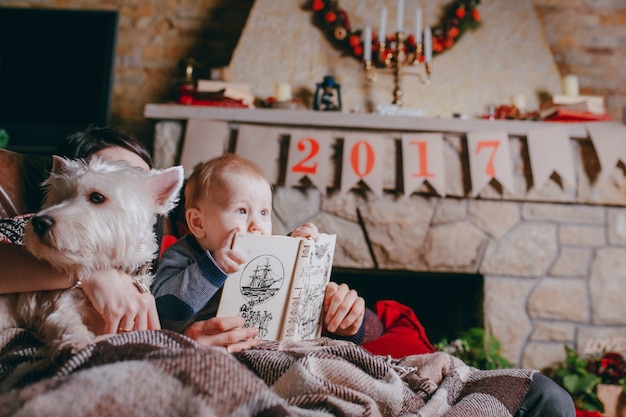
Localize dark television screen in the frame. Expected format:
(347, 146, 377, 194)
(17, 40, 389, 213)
(0, 7, 118, 153)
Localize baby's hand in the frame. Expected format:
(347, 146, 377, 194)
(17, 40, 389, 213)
(212, 229, 246, 274)
(290, 222, 320, 241)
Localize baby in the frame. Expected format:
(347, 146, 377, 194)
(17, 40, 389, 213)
(152, 153, 364, 342)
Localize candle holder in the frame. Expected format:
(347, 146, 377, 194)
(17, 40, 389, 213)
(364, 31, 432, 107)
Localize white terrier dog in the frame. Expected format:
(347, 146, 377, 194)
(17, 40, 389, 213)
(0, 156, 183, 355)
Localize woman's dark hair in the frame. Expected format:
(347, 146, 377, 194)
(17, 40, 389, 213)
(58, 126, 153, 169)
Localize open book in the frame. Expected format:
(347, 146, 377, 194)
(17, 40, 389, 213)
(216, 233, 337, 341)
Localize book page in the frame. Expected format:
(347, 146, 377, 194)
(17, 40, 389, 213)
(282, 234, 337, 341)
(216, 234, 302, 340)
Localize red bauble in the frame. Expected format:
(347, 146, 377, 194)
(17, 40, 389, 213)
(348, 34, 360, 47)
(324, 11, 336, 23)
(456, 6, 466, 19)
(312, 0, 324, 12)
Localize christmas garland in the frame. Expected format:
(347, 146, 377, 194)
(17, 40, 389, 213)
(307, 0, 481, 64)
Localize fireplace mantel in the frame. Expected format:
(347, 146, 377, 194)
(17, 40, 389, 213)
(144, 103, 590, 139)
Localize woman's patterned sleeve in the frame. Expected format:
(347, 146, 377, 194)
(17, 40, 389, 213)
(0, 214, 33, 244)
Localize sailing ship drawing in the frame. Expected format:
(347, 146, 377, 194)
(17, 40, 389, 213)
(239, 255, 284, 305)
(236, 255, 285, 338)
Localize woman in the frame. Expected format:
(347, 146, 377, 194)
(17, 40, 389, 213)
(0, 126, 266, 349)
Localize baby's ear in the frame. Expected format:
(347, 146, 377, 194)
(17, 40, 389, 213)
(185, 207, 206, 239)
(148, 166, 184, 214)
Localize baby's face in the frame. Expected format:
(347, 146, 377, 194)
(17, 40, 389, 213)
(199, 173, 273, 253)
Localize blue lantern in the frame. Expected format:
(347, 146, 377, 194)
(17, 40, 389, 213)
(313, 75, 342, 111)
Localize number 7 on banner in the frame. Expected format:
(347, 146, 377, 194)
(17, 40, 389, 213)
(467, 130, 515, 196)
(285, 129, 333, 191)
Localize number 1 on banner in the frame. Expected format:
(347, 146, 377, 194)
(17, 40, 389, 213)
(409, 141, 435, 178)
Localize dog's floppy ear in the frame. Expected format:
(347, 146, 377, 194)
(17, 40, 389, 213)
(148, 166, 184, 214)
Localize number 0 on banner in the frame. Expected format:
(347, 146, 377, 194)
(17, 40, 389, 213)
(285, 129, 333, 191)
(341, 133, 385, 197)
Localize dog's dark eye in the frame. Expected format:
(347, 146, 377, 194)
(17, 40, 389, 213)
(89, 192, 106, 204)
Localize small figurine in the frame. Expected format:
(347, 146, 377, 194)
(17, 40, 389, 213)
(313, 75, 342, 111)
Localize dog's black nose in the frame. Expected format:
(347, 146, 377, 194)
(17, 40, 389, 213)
(31, 215, 55, 237)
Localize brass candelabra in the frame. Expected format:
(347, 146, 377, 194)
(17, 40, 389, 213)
(364, 30, 432, 107)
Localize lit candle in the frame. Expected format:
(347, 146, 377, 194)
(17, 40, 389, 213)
(379, 7, 387, 43)
(397, 0, 404, 32)
(414, 6, 422, 45)
(424, 27, 432, 62)
(363, 25, 372, 61)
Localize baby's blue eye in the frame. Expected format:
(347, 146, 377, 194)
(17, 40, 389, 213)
(237, 208, 247, 215)
(261, 209, 268, 216)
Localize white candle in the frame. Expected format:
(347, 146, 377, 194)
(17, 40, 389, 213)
(511, 93, 526, 112)
(424, 27, 432, 62)
(562, 74, 579, 96)
(397, 0, 404, 32)
(379, 7, 387, 43)
(275, 83, 292, 102)
(414, 6, 422, 45)
(363, 25, 372, 61)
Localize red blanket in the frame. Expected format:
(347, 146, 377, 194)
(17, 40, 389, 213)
(363, 299, 435, 358)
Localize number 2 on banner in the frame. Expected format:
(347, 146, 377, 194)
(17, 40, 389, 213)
(476, 140, 500, 177)
(290, 136, 319, 175)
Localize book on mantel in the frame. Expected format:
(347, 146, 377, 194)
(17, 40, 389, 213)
(195, 80, 255, 106)
(216, 233, 337, 341)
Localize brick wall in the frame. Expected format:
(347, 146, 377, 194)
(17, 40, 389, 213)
(1, 0, 624, 146)
(532, 0, 626, 121)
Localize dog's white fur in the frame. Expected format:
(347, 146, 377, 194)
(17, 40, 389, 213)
(0, 156, 183, 355)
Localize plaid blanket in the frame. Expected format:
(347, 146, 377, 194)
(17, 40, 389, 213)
(0, 328, 535, 416)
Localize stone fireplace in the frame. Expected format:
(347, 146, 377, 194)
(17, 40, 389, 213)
(146, 104, 626, 371)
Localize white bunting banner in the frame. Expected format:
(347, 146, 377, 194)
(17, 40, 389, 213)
(235, 124, 281, 183)
(401, 133, 445, 196)
(467, 130, 515, 196)
(586, 122, 626, 184)
(179, 119, 230, 177)
(285, 129, 333, 192)
(527, 125, 576, 189)
(179, 123, 620, 199)
(340, 132, 385, 197)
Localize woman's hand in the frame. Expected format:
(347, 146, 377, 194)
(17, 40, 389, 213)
(184, 316, 263, 353)
(322, 282, 365, 337)
(81, 268, 160, 334)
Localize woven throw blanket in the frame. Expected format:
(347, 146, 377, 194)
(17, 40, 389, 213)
(0, 328, 535, 417)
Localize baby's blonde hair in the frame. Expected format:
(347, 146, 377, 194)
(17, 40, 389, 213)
(184, 153, 269, 211)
